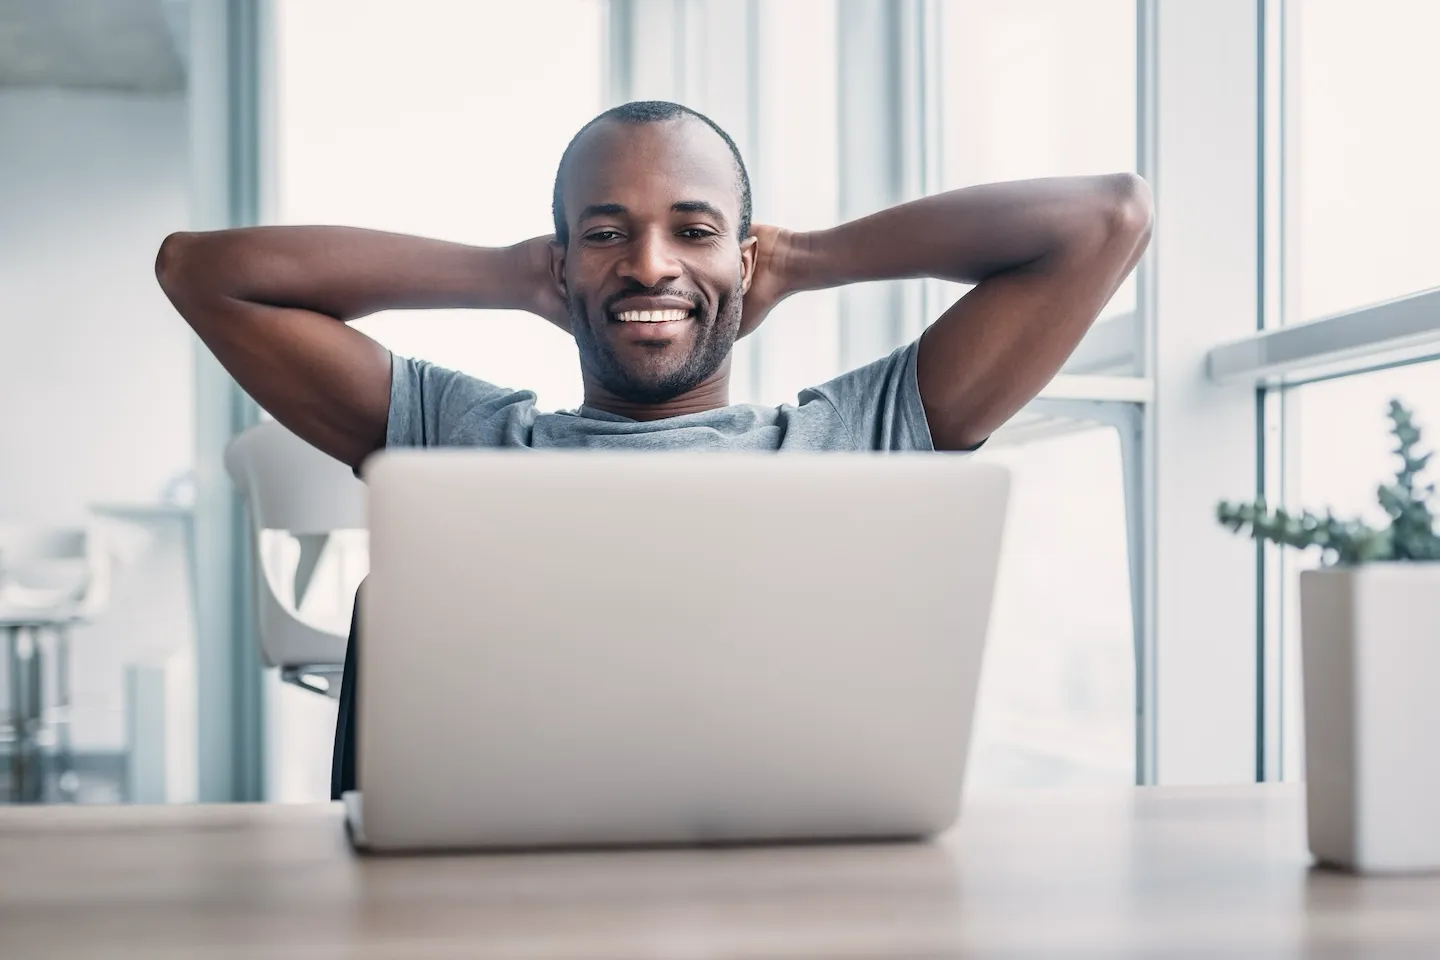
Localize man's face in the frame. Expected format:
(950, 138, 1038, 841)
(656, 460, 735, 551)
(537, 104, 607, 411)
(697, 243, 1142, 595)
(553, 118, 756, 404)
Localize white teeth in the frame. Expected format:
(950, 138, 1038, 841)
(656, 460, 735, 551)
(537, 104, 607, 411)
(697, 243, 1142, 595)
(616, 309, 690, 323)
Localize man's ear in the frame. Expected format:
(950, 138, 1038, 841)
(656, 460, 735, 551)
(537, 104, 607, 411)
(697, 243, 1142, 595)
(739, 234, 759, 294)
(549, 239, 568, 300)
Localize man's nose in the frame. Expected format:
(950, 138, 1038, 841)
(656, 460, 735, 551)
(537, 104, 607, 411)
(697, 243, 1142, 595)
(618, 229, 682, 289)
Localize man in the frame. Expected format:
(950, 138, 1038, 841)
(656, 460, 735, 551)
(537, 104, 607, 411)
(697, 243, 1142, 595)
(156, 100, 1153, 798)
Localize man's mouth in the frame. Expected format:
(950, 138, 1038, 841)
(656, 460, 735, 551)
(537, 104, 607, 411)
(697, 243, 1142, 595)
(606, 295, 699, 327)
(608, 307, 695, 343)
(613, 308, 692, 323)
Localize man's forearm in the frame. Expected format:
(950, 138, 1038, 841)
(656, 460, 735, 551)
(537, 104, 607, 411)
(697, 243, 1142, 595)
(156, 226, 543, 323)
(789, 174, 1145, 290)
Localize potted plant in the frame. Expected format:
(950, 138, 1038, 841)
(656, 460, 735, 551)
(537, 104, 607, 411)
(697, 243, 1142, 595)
(1218, 399, 1440, 873)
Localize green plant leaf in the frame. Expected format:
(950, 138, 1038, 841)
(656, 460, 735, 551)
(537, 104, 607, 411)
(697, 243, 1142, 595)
(1217, 397, 1439, 565)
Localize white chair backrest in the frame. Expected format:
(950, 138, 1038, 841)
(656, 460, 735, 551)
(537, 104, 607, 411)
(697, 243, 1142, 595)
(0, 526, 86, 569)
(0, 524, 110, 620)
(224, 421, 366, 534)
(224, 420, 366, 671)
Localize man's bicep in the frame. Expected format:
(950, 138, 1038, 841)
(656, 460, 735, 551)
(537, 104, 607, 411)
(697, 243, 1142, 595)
(917, 192, 1152, 450)
(189, 296, 393, 471)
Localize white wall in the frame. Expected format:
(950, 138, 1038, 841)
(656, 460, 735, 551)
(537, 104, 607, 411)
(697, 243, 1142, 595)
(0, 89, 193, 521)
(0, 88, 194, 752)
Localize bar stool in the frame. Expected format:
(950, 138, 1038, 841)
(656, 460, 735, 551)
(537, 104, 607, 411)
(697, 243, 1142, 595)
(0, 526, 110, 803)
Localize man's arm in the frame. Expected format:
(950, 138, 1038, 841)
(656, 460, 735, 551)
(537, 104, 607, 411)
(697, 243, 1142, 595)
(766, 174, 1153, 450)
(156, 227, 566, 469)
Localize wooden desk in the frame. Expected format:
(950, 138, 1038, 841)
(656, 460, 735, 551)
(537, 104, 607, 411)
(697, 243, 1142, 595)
(2, 785, 1437, 958)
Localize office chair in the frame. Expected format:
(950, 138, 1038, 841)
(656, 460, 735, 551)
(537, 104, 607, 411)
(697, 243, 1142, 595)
(224, 420, 367, 699)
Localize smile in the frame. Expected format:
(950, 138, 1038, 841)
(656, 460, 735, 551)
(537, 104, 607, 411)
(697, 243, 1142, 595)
(613, 309, 693, 323)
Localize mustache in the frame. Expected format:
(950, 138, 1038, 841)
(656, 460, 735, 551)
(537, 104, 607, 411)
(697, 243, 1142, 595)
(599, 285, 706, 317)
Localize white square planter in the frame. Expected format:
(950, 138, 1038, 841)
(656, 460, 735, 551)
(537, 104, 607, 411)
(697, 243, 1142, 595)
(1301, 563, 1440, 873)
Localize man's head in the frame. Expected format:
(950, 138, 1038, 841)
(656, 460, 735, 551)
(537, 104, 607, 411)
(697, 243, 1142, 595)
(550, 101, 756, 407)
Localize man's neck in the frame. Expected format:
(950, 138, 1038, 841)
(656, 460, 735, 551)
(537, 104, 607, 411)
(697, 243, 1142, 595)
(580, 366, 732, 421)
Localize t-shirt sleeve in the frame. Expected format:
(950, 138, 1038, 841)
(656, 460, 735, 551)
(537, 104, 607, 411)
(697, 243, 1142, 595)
(383, 351, 532, 450)
(798, 339, 935, 452)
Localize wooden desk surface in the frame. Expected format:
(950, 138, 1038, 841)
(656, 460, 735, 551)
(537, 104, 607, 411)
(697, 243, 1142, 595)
(2, 784, 1438, 959)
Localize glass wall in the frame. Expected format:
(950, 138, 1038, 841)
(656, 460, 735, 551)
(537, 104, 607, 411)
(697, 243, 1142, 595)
(23, 0, 1434, 804)
(261, 0, 1149, 797)
(748, 0, 841, 408)
(939, 0, 1140, 787)
(274, 0, 604, 412)
(0, 3, 196, 803)
(969, 427, 1136, 788)
(268, 0, 605, 800)
(937, 0, 1137, 327)
(1269, 0, 1440, 780)
(1287, 0, 1440, 322)
(245, 0, 1440, 798)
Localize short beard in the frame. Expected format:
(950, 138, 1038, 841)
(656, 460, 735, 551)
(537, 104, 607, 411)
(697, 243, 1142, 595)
(570, 281, 743, 404)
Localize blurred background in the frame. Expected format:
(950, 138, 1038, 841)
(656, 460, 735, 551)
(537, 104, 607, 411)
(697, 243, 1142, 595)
(1, 0, 1436, 805)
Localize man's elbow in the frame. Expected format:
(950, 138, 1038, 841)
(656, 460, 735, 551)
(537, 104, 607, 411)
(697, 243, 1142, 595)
(1104, 172, 1154, 243)
(154, 231, 197, 298)
(1053, 174, 1153, 263)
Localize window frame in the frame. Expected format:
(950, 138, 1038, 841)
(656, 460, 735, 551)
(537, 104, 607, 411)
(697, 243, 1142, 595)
(1206, 0, 1440, 782)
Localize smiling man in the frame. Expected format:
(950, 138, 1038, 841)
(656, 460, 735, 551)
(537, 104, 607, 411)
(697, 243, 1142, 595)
(156, 100, 1153, 797)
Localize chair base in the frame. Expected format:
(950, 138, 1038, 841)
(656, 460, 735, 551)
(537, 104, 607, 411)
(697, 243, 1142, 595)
(280, 664, 344, 699)
(4, 624, 77, 804)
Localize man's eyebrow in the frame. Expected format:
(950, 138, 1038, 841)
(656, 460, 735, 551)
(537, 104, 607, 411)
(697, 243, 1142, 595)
(672, 200, 729, 226)
(577, 202, 628, 221)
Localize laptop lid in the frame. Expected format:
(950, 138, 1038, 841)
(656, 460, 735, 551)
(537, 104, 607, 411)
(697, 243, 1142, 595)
(357, 451, 1009, 851)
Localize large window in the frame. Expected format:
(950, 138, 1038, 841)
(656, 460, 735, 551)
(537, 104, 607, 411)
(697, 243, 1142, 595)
(1275, 359, 1440, 779)
(747, 0, 841, 408)
(938, 0, 1137, 327)
(169, 0, 1440, 801)
(269, 0, 604, 800)
(940, 0, 1141, 787)
(1266, 0, 1440, 781)
(969, 427, 1136, 788)
(1287, 0, 1440, 321)
(274, 0, 604, 412)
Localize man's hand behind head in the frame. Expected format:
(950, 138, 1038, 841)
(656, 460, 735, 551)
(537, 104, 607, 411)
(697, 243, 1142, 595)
(517, 234, 571, 333)
(737, 224, 800, 339)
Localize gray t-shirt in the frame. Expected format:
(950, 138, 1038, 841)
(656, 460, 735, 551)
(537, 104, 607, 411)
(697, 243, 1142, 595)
(384, 339, 934, 454)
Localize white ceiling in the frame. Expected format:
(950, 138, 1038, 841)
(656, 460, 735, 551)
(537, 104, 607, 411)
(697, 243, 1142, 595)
(0, 0, 187, 94)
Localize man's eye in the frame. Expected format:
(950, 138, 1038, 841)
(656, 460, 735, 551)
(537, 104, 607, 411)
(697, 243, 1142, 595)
(679, 228, 715, 240)
(585, 230, 622, 242)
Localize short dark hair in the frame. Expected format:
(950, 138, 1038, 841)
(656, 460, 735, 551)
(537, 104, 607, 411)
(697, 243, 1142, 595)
(551, 100, 752, 247)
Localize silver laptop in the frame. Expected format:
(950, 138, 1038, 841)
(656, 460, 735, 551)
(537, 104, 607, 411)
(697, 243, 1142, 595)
(346, 451, 1010, 852)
